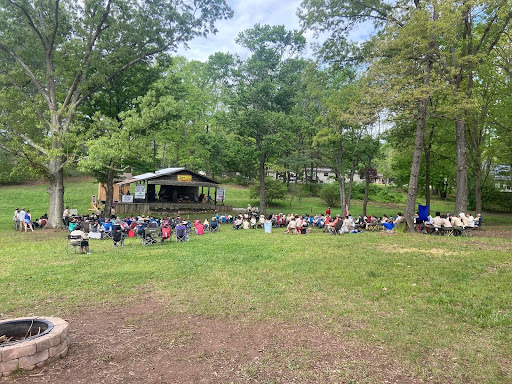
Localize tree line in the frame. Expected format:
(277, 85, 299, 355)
(1, 1, 511, 230)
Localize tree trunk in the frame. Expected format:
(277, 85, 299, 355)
(259, 155, 266, 215)
(104, 168, 115, 219)
(404, 97, 428, 232)
(473, 159, 482, 214)
(424, 124, 434, 213)
(347, 163, 356, 212)
(338, 177, 346, 216)
(47, 159, 65, 229)
(454, 117, 468, 214)
(363, 161, 371, 217)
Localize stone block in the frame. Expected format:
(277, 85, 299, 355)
(49, 339, 67, 358)
(19, 349, 49, 370)
(0, 359, 19, 375)
(60, 325, 69, 342)
(36, 333, 61, 352)
(2, 341, 37, 360)
(60, 346, 68, 358)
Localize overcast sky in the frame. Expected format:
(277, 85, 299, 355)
(176, 0, 322, 62)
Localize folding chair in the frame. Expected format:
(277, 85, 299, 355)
(209, 220, 219, 233)
(142, 227, 162, 246)
(67, 234, 82, 255)
(162, 226, 172, 241)
(112, 229, 124, 247)
(175, 225, 187, 242)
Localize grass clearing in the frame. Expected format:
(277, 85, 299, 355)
(1, 178, 512, 382)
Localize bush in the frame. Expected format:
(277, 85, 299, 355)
(249, 178, 288, 204)
(319, 183, 340, 207)
(349, 182, 405, 204)
(301, 182, 322, 197)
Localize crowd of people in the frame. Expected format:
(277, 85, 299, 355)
(12, 208, 47, 232)
(419, 211, 482, 234)
(13, 203, 483, 250)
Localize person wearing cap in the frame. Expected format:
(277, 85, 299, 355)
(68, 218, 78, 232)
(70, 224, 91, 254)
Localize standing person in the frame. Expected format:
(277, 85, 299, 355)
(13, 208, 20, 231)
(326, 206, 331, 216)
(19, 208, 26, 232)
(24, 210, 34, 232)
(63, 206, 71, 227)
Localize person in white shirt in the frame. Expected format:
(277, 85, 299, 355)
(70, 225, 91, 254)
(19, 208, 26, 232)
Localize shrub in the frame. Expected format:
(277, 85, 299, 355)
(319, 183, 340, 207)
(249, 178, 288, 204)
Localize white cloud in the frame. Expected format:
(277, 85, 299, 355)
(176, 0, 374, 62)
(176, 0, 307, 61)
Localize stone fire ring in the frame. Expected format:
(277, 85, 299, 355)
(0, 317, 69, 377)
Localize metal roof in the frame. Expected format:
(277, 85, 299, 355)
(116, 167, 219, 186)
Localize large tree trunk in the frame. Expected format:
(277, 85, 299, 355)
(104, 168, 115, 219)
(47, 159, 65, 229)
(454, 117, 468, 214)
(258, 155, 266, 215)
(404, 97, 428, 232)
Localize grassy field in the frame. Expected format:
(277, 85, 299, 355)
(1, 179, 512, 382)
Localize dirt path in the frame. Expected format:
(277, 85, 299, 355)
(3, 297, 423, 384)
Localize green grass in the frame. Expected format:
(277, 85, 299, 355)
(1, 178, 512, 383)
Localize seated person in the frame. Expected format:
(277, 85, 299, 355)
(286, 218, 297, 234)
(451, 214, 463, 228)
(210, 217, 219, 230)
(431, 212, 443, 229)
(394, 212, 404, 226)
(68, 219, 78, 232)
(250, 216, 257, 228)
(70, 224, 90, 254)
(441, 215, 452, 227)
(203, 218, 210, 231)
(300, 219, 309, 234)
(342, 216, 352, 233)
(242, 219, 250, 230)
(382, 220, 395, 232)
(175, 222, 188, 240)
(465, 213, 475, 227)
(474, 213, 482, 227)
(102, 220, 112, 232)
(195, 222, 204, 235)
(233, 217, 242, 229)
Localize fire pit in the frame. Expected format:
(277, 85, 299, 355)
(0, 317, 68, 377)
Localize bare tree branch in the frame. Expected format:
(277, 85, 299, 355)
(1, 122, 49, 156)
(50, 0, 60, 50)
(0, 43, 51, 107)
(7, 0, 49, 51)
(62, 0, 112, 111)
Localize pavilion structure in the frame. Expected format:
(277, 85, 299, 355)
(114, 167, 227, 215)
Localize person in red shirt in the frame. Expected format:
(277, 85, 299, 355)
(326, 207, 331, 216)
